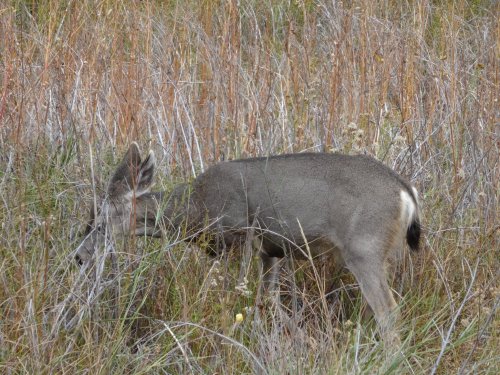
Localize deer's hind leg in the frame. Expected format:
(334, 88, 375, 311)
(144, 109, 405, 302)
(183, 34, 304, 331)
(342, 236, 400, 347)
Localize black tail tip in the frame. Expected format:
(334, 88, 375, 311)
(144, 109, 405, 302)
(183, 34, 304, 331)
(407, 219, 421, 251)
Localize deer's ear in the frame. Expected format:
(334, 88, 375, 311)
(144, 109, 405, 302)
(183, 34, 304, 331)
(136, 150, 155, 194)
(107, 142, 155, 200)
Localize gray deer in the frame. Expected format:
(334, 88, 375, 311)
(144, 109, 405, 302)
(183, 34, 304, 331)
(76, 142, 421, 346)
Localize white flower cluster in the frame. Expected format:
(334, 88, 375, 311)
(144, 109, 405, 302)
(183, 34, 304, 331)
(235, 277, 252, 297)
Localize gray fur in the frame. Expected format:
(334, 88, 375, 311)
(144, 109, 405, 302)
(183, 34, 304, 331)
(76, 144, 421, 346)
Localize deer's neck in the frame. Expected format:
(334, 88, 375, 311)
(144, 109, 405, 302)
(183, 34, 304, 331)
(162, 183, 200, 234)
(130, 183, 200, 238)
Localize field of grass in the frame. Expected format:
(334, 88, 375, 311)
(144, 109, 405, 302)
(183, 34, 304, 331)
(0, 0, 498, 373)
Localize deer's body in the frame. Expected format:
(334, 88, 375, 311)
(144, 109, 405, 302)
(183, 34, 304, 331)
(76, 143, 421, 346)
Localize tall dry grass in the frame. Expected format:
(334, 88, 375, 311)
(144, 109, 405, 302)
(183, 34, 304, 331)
(0, 0, 498, 373)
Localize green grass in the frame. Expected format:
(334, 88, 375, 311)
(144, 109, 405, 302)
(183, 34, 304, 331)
(0, 0, 498, 373)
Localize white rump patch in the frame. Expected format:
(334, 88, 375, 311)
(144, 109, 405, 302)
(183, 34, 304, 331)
(412, 186, 419, 206)
(400, 189, 417, 228)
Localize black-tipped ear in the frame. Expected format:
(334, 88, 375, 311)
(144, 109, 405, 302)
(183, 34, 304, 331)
(107, 143, 155, 199)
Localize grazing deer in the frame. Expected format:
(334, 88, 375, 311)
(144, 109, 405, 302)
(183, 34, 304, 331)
(76, 142, 421, 345)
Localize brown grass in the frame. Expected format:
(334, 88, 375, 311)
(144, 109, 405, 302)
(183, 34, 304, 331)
(0, 0, 498, 373)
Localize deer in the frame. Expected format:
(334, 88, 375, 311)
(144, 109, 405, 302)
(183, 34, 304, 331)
(75, 142, 421, 346)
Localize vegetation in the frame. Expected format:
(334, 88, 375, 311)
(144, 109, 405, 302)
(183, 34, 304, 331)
(0, 0, 498, 373)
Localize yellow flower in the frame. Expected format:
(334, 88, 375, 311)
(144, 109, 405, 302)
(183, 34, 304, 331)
(235, 313, 244, 323)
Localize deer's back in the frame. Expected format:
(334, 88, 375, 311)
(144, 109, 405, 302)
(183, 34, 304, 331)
(190, 153, 414, 254)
